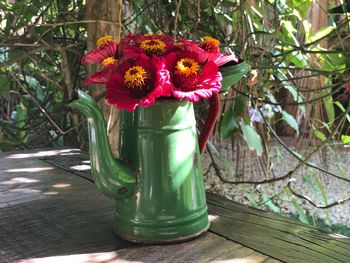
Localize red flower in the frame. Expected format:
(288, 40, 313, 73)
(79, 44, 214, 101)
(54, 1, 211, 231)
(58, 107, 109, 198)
(83, 57, 119, 85)
(82, 36, 131, 85)
(123, 34, 178, 57)
(81, 36, 118, 64)
(105, 54, 173, 111)
(181, 37, 239, 66)
(199, 36, 220, 53)
(166, 51, 222, 102)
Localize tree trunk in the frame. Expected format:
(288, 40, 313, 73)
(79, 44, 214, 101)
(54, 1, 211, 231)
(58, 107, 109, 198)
(86, 0, 122, 156)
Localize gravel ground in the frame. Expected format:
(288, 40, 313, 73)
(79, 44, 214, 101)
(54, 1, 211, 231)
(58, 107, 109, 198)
(202, 138, 350, 227)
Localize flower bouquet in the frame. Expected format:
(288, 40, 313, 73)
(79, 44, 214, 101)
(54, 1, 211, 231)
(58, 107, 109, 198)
(82, 33, 249, 111)
(69, 33, 250, 243)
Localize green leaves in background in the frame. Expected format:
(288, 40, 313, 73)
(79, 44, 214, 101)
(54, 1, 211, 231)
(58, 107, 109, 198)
(323, 94, 335, 127)
(220, 61, 251, 94)
(0, 74, 10, 99)
(284, 188, 310, 224)
(262, 193, 281, 213)
(15, 102, 28, 143)
(220, 109, 239, 139)
(322, 53, 347, 73)
(306, 26, 335, 45)
(341, 135, 350, 144)
(240, 121, 263, 156)
(313, 130, 327, 142)
(220, 96, 244, 139)
(280, 20, 298, 46)
(275, 69, 306, 114)
(281, 110, 299, 135)
(220, 95, 262, 156)
(335, 101, 350, 124)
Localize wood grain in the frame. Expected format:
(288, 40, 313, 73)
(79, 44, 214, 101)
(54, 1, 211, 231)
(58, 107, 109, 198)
(0, 148, 274, 263)
(207, 193, 350, 263)
(40, 148, 350, 263)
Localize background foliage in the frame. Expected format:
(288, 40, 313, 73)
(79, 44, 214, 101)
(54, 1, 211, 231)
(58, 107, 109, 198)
(1, 0, 350, 236)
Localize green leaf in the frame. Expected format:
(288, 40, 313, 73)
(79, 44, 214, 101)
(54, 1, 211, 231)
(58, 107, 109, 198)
(20, 75, 45, 102)
(341, 135, 350, 144)
(240, 122, 263, 156)
(323, 95, 335, 126)
(292, 0, 313, 19)
(220, 110, 238, 139)
(306, 26, 335, 45)
(15, 102, 28, 143)
(234, 96, 244, 116)
(285, 188, 310, 224)
(321, 53, 346, 73)
(275, 70, 306, 114)
(262, 193, 281, 213)
(288, 51, 307, 67)
(221, 0, 237, 8)
(246, 193, 259, 209)
(335, 101, 350, 124)
(281, 110, 299, 135)
(220, 61, 251, 94)
(291, 198, 310, 224)
(280, 20, 299, 46)
(313, 130, 327, 142)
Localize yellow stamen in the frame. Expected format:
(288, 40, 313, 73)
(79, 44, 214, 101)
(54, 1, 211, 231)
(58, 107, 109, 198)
(101, 57, 117, 68)
(175, 58, 199, 77)
(200, 36, 220, 52)
(201, 36, 220, 48)
(124, 66, 148, 88)
(140, 39, 166, 54)
(97, 35, 114, 48)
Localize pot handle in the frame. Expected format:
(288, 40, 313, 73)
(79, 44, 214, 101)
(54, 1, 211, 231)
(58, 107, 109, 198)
(198, 93, 221, 153)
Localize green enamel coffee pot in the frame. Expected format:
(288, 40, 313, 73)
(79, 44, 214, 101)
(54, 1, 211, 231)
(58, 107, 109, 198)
(68, 90, 220, 243)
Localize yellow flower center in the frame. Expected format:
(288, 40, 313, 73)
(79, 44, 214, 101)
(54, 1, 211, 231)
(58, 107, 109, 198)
(140, 39, 166, 54)
(200, 36, 220, 51)
(97, 35, 114, 48)
(175, 58, 199, 77)
(124, 66, 148, 88)
(101, 57, 117, 68)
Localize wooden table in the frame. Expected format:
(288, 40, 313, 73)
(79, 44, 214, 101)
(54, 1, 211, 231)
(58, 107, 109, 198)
(1, 148, 349, 263)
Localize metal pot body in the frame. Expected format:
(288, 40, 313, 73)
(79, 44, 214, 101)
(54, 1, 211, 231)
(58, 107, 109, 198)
(114, 100, 209, 243)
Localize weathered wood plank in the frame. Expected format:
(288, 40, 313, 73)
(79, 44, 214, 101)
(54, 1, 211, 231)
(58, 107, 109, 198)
(40, 148, 350, 263)
(0, 148, 275, 263)
(207, 193, 350, 263)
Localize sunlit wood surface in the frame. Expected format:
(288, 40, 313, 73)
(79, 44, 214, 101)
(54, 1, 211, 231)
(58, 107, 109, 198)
(1, 148, 349, 263)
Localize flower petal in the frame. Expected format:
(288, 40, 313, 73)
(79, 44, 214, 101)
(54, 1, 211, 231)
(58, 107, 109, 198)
(81, 42, 117, 64)
(171, 61, 222, 102)
(105, 55, 172, 111)
(84, 69, 113, 85)
(211, 53, 239, 66)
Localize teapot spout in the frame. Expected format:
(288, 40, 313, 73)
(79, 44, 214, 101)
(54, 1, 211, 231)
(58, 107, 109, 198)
(68, 90, 136, 199)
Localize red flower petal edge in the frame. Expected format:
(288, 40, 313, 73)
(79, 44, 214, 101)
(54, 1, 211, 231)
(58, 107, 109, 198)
(105, 54, 173, 111)
(171, 61, 222, 102)
(81, 42, 117, 64)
